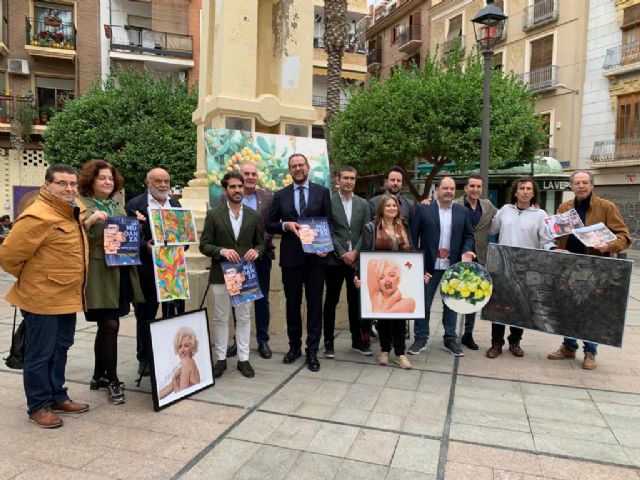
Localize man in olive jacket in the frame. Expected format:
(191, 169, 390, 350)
(0, 164, 90, 428)
(200, 173, 265, 379)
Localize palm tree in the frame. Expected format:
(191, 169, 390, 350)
(323, 0, 347, 128)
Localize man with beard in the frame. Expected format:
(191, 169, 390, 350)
(125, 168, 183, 376)
(411, 177, 475, 357)
(200, 173, 264, 378)
(546, 170, 630, 370)
(368, 166, 416, 225)
(267, 153, 332, 372)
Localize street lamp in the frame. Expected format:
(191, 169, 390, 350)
(472, 0, 507, 198)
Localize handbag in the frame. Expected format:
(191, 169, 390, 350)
(4, 307, 25, 370)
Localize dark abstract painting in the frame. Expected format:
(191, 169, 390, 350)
(482, 244, 632, 347)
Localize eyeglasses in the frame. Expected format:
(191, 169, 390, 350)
(50, 181, 79, 188)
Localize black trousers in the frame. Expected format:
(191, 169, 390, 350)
(323, 263, 361, 345)
(491, 323, 523, 346)
(282, 262, 326, 354)
(378, 320, 406, 356)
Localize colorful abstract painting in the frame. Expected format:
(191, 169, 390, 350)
(160, 209, 198, 245)
(204, 128, 331, 205)
(149, 208, 165, 245)
(152, 246, 191, 302)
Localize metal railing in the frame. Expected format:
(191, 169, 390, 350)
(519, 65, 558, 92)
(109, 25, 193, 58)
(523, 0, 559, 31)
(591, 138, 640, 163)
(314, 36, 325, 49)
(313, 36, 364, 53)
(603, 41, 640, 70)
(396, 24, 421, 46)
(25, 17, 76, 50)
(0, 96, 48, 125)
(367, 48, 382, 65)
(441, 35, 465, 59)
(312, 95, 349, 109)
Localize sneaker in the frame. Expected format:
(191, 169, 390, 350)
(90, 377, 124, 391)
(395, 355, 412, 369)
(461, 332, 479, 350)
(486, 344, 502, 358)
(407, 338, 427, 355)
(108, 381, 125, 405)
(378, 352, 389, 365)
(214, 359, 228, 378)
(444, 339, 464, 357)
(324, 342, 335, 359)
(547, 344, 576, 360)
(237, 361, 255, 378)
(29, 406, 63, 429)
(582, 352, 597, 370)
(352, 341, 373, 356)
(508, 343, 524, 357)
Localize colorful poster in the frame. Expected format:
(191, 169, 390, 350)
(149, 208, 198, 246)
(298, 217, 334, 254)
(204, 128, 331, 205)
(152, 245, 191, 302)
(544, 209, 584, 238)
(104, 216, 141, 267)
(220, 260, 264, 307)
(572, 223, 617, 247)
(149, 208, 165, 245)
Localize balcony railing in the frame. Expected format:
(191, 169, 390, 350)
(0, 96, 53, 125)
(441, 35, 465, 59)
(520, 65, 558, 92)
(25, 17, 76, 50)
(591, 138, 640, 164)
(397, 24, 421, 51)
(312, 95, 348, 109)
(313, 36, 365, 53)
(523, 0, 559, 31)
(367, 48, 382, 65)
(536, 147, 557, 158)
(603, 41, 640, 71)
(109, 25, 193, 58)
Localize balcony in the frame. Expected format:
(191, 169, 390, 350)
(520, 65, 559, 93)
(312, 95, 348, 109)
(0, 96, 51, 135)
(367, 48, 381, 72)
(25, 17, 76, 60)
(314, 36, 364, 54)
(397, 25, 422, 54)
(314, 36, 325, 49)
(108, 25, 193, 60)
(523, 0, 559, 32)
(603, 42, 640, 76)
(441, 35, 465, 60)
(590, 138, 640, 166)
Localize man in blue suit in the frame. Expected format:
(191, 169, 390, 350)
(410, 177, 475, 357)
(267, 153, 332, 372)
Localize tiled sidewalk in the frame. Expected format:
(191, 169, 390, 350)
(1, 266, 640, 479)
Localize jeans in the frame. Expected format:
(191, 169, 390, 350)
(563, 337, 598, 355)
(22, 311, 76, 415)
(413, 269, 457, 341)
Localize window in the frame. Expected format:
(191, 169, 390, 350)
(34, 2, 73, 25)
(529, 34, 553, 72)
(402, 53, 420, 70)
(447, 15, 462, 42)
(0, 0, 7, 45)
(616, 94, 640, 141)
(36, 77, 75, 118)
(622, 5, 640, 64)
(392, 24, 405, 45)
(492, 51, 504, 71)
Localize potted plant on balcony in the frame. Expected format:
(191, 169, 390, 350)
(13, 101, 34, 143)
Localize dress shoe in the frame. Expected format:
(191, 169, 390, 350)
(486, 344, 502, 358)
(306, 353, 320, 372)
(29, 407, 63, 428)
(547, 344, 576, 360)
(508, 343, 524, 357)
(226, 340, 238, 358)
(283, 349, 302, 364)
(461, 333, 479, 350)
(214, 359, 228, 378)
(258, 342, 272, 359)
(237, 361, 255, 378)
(582, 352, 597, 370)
(51, 399, 89, 414)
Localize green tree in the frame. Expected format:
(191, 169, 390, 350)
(328, 49, 546, 199)
(43, 68, 197, 194)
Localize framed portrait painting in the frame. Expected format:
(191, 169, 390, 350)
(149, 309, 215, 411)
(359, 251, 426, 320)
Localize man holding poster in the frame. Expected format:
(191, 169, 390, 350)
(200, 172, 264, 379)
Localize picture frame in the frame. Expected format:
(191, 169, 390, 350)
(359, 251, 426, 320)
(149, 309, 215, 411)
(152, 245, 191, 302)
(149, 208, 198, 246)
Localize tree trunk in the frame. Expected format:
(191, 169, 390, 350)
(323, 0, 347, 134)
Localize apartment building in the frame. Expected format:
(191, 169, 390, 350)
(311, 0, 368, 138)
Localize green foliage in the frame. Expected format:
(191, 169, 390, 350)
(43, 68, 197, 194)
(15, 101, 35, 142)
(328, 48, 546, 198)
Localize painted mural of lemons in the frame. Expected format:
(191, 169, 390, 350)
(440, 262, 493, 314)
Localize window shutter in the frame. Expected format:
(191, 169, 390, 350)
(447, 15, 462, 41)
(530, 35, 553, 71)
(623, 4, 640, 28)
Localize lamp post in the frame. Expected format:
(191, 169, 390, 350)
(472, 0, 507, 199)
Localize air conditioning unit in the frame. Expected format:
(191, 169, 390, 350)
(8, 59, 30, 76)
(284, 123, 310, 138)
(225, 116, 252, 132)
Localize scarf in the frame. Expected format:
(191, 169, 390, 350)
(375, 220, 410, 251)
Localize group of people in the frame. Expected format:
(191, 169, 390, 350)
(0, 154, 631, 429)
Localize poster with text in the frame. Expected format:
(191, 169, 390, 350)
(298, 217, 334, 254)
(220, 260, 264, 307)
(104, 216, 141, 267)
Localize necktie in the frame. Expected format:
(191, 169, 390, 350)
(298, 186, 306, 216)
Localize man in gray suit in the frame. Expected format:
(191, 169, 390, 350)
(453, 175, 497, 350)
(323, 166, 371, 358)
(368, 165, 416, 225)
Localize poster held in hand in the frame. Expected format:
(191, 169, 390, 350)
(104, 216, 141, 266)
(298, 217, 333, 254)
(220, 260, 264, 307)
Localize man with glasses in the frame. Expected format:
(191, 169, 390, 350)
(0, 164, 92, 428)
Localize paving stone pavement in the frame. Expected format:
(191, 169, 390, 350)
(1, 261, 640, 479)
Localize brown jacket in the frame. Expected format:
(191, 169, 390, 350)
(556, 193, 631, 256)
(0, 188, 88, 314)
(453, 196, 497, 265)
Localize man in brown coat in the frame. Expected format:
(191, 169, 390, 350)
(0, 164, 92, 428)
(547, 170, 631, 370)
